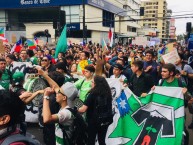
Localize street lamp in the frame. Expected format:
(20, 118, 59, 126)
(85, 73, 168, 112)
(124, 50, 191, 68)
(82, 0, 87, 44)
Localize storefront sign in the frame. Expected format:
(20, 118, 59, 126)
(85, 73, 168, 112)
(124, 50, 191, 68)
(67, 23, 80, 31)
(0, 0, 83, 8)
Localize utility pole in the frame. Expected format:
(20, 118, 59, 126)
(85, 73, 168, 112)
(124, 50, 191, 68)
(82, 0, 86, 44)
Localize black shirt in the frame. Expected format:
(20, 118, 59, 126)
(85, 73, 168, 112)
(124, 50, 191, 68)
(129, 72, 154, 97)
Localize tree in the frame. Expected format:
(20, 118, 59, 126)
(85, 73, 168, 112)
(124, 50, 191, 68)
(177, 34, 184, 41)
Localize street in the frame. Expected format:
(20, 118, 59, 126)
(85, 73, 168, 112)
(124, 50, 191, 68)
(27, 108, 193, 145)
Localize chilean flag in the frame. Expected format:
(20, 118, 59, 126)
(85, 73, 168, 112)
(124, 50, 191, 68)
(108, 26, 113, 47)
(34, 36, 38, 45)
(10, 39, 22, 53)
(0, 36, 8, 43)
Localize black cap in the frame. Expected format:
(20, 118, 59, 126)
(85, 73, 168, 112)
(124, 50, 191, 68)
(56, 62, 67, 72)
(113, 63, 123, 70)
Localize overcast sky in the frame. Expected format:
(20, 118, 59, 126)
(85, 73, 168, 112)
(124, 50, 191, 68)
(141, 0, 193, 35)
(167, 0, 193, 35)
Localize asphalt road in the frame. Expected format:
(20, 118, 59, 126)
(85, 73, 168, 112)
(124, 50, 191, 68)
(27, 109, 193, 145)
(27, 123, 45, 145)
(185, 109, 193, 145)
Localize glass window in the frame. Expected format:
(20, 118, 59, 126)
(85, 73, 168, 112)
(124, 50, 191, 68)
(102, 10, 114, 27)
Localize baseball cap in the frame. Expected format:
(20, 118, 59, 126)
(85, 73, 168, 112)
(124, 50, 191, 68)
(113, 63, 123, 70)
(61, 82, 78, 107)
(12, 72, 24, 85)
(55, 62, 67, 72)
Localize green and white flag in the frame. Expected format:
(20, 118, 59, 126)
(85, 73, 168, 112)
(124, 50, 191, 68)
(55, 25, 67, 58)
(105, 85, 184, 145)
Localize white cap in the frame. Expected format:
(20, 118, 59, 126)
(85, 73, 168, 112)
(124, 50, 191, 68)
(61, 82, 78, 107)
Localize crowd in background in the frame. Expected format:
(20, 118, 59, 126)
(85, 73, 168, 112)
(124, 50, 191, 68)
(0, 41, 193, 145)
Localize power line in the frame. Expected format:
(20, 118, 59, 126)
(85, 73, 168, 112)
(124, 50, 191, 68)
(0, 15, 192, 25)
(0, 11, 193, 22)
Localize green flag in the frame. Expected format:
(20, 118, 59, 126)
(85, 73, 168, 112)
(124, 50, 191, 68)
(102, 38, 108, 51)
(55, 25, 67, 58)
(106, 85, 184, 145)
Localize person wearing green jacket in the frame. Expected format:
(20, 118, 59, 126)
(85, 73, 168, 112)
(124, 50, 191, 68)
(0, 58, 11, 90)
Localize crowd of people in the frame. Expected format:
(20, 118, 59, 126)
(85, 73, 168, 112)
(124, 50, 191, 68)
(0, 41, 193, 145)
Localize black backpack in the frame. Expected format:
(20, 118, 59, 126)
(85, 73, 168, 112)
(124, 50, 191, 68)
(59, 108, 88, 145)
(1, 133, 40, 145)
(181, 63, 193, 92)
(94, 96, 113, 125)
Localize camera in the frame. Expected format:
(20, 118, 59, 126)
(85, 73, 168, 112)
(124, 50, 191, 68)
(25, 67, 38, 74)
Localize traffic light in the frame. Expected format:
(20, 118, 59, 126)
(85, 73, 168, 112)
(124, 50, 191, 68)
(186, 22, 192, 32)
(60, 10, 66, 27)
(140, 7, 144, 16)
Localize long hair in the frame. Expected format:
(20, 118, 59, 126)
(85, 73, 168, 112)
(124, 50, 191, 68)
(89, 75, 112, 99)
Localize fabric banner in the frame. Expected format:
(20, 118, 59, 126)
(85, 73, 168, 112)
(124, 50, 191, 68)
(9, 62, 32, 74)
(106, 84, 184, 145)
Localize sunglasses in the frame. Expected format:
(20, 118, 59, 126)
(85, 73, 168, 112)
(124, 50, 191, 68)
(137, 52, 143, 53)
(57, 89, 66, 96)
(41, 59, 48, 62)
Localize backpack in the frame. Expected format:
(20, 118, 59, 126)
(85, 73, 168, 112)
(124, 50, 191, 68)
(181, 63, 193, 93)
(1, 133, 40, 145)
(59, 108, 88, 145)
(181, 63, 189, 85)
(94, 96, 113, 125)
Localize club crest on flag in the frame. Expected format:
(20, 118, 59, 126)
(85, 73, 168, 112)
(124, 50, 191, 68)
(106, 85, 184, 145)
(116, 91, 132, 117)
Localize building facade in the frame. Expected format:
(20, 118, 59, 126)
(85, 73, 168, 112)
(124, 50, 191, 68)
(121, 0, 141, 44)
(0, 0, 141, 44)
(140, 0, 168, 40)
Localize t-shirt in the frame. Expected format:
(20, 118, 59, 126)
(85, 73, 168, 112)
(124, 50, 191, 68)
(176, 64, 193, 74)
(19, 58, 30, 62)
(55, 106, 73, 145)
(75, 79, 92, 102)
(110, 74, 128, 84)
(159, 78, 186, 87)
(0, 69, 11, 90)
(110, 74, 127, 80)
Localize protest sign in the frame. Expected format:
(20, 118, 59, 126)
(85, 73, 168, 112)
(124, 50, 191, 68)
(167, 43, 175, 52)
(133, 37, 148, 47)
(162, 49, 180, 64)
(0, 40, 4, 54)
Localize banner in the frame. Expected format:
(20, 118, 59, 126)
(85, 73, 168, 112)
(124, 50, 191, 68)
(24, 78, 48, 123)
(9, 62, 32, 74)
(106, 85, 184, 145)
(0, 40, 4, 54)
(167, 43, 175, 52)
(132, 37, 148, 47)
(162, 49, 180, 64)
